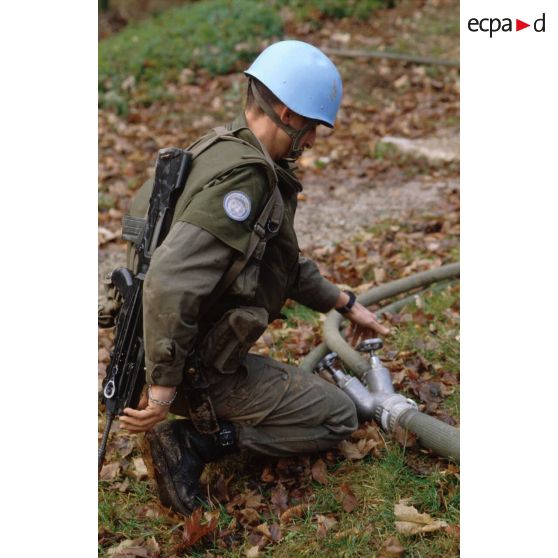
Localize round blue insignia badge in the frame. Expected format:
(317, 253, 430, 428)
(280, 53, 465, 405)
(223, 191, 251, 221)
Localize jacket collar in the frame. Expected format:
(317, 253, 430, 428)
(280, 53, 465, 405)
(231, 113, 303, 193)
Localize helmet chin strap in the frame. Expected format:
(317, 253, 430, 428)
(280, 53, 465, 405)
(250, 80, 316, 160)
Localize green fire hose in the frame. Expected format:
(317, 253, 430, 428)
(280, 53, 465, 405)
(300, 263, 460, 462)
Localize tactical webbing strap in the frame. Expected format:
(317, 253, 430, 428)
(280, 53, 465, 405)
(198, 184, 283, 318)
(189, 124, 276, 169)
(122, 124, 284, 318)
(187, 124, 283, 319)
(122, 125, 278, 248)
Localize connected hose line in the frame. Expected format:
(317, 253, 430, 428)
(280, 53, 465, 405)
(300, 263, 460, 462)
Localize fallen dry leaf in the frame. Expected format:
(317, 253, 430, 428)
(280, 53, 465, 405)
(239, 508, 261, 527)
(445, 524, 460, 538)
(136, 505, 160, 520)
(392, 425, 418, 448)
(394, 501, 448, 535)
(311, 458, 328, 484)
(339, 483, 358, 513)
(107, 537, 159, 558)
(247, 532, 265, 548)
(112, 434, 135, 459)
(351, 422, 383, 442)
(182, 508, 219, 547)
(99, 226, 119, 246)
(316, 514, 338, 538)
(268, 523, 282, 542)
(117, 477, 130, 493)
(378, 536, 405, 557)
(338, 438, 378, 460)
(260, 466, 275, 482)
(243, 490, 263, 509)
(245, 546, 260, 558)
(132, 457, 148, 480)
(210, 473, 232, 502)
(143, 537, 160, 557)
(107, 542, 147, 557)
(99, 347, 111, 362)
(100, 461, 121, 481)
(358, 437, 380, 455)
(375, 267, 387, 283)
(270, 484, 289, 514)
(254, 523, 272, 539)
(280, 504, 307, 524)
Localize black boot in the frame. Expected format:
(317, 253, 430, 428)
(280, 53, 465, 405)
(142, 419, 237, 516)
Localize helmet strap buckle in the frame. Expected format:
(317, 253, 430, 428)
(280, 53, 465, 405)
(250, 80, 314, 160)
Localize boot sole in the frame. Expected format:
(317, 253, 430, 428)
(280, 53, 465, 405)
(141, 430, 194, 517)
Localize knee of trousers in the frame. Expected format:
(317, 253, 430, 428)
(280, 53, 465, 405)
(324, 385, 359, 438)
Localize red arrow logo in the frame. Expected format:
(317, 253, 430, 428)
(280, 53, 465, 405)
(516, 19, 530, 31)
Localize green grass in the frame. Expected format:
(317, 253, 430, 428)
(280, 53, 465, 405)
(100, 448, 460, 556)
(277, 0, 393, 22)
(99, 0, 399, 112)
(391, 0, 459, 61)
(253, 447, 459, 557)
(99, 478, 175, 553)
(391, 286, 460, 376)
(282, 302, 321, 329)
(98, 191, 116, 211)
(99, 0, 283, 110)
(99, 269, 459, 557)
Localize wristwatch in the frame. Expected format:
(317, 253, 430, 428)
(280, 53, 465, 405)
(335, 290, 356, 314)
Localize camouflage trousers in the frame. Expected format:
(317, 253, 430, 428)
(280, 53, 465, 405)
(201, 353, 358, 457)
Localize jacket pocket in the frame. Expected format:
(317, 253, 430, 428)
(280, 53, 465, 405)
(227, 240, 266, 299)
(200, 306, 268, 374)
(227, 262, 260, 299)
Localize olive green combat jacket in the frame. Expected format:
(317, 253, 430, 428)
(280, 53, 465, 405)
(126, 114, 341, 387)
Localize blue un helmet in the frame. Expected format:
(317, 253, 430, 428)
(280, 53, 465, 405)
(245, 40, 343, 159)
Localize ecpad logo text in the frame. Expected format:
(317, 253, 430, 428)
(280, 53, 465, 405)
(468, 13, 546, 37)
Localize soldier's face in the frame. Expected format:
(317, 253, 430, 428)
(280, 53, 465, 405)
(289, 114, 318, 150)
(276, 112, 318, 159)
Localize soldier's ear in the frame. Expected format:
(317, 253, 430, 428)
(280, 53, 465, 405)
(278, 105, 293, 125)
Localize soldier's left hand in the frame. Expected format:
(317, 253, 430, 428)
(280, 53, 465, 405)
(345, 301, 390, 346)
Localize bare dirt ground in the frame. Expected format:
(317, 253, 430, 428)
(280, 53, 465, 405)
(295, 165, 458, 251)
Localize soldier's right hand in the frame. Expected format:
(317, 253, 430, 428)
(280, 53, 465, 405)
(119, 402, 170, 432)
(119, 385, 176, 433)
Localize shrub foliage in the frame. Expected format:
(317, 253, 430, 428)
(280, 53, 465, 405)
(99, 0, 283, 107)
(99, 0, 394, 109)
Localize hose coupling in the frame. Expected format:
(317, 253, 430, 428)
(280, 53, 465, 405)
(374, 393, 418, 434)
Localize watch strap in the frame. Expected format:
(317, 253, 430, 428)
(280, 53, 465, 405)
(336, 290, 356, 314)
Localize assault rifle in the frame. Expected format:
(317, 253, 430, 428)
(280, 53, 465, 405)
(98, 148, 192, 473)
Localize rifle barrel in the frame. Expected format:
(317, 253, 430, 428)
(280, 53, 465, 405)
(98, 412, 114, 474)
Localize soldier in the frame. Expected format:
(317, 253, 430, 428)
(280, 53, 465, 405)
(116, 40, 389, 515)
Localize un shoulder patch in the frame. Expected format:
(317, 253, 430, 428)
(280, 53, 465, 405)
(223, 191, 251, 222)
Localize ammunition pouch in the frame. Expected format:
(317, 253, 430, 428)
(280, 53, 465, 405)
(200, 306, 269, 374)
